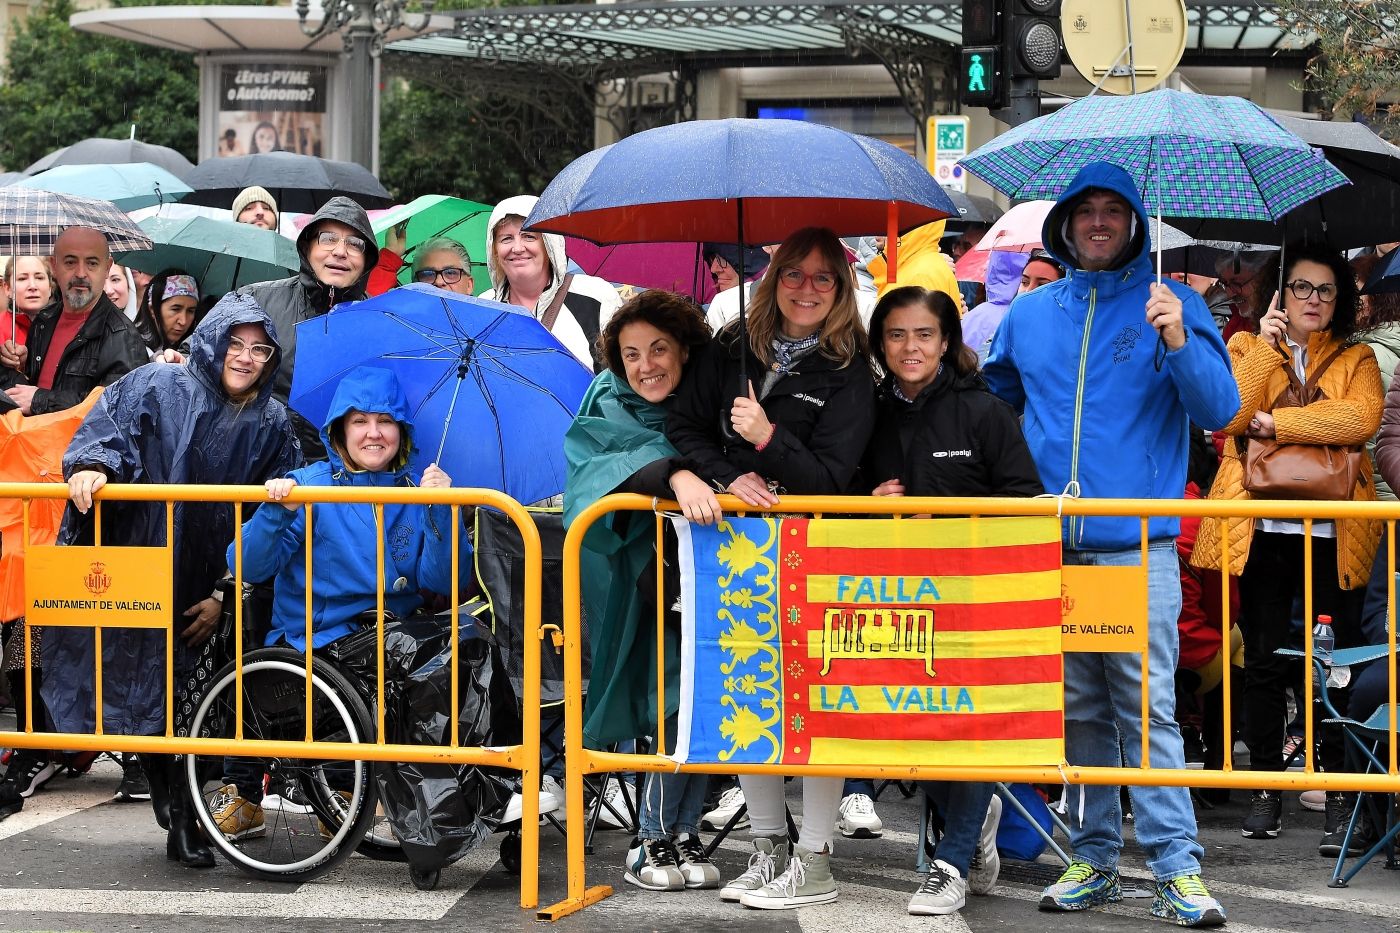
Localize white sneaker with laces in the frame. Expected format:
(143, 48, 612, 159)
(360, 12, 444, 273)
(738, 843, 837, 909)
(594, 777, 634, 831)
(701, 785, 748, 831)
(836, 792, 883, 838)
(968, 794, 1002, 895)
(909, 859, 967, 915)
(502, 776, 563, 824)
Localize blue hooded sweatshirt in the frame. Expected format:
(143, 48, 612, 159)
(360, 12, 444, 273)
(229, 366, 469, 650)
(983, 162, 1240, 550)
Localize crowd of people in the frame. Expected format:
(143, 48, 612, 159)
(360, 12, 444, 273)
(2, 153, 1400, 928)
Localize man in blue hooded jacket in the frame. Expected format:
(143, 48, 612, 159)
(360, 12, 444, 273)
(985, 163, 1239, 928)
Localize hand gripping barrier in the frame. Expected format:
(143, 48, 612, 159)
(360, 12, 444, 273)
(0, 481, 545, 908)
(539, 492, 1400, 920)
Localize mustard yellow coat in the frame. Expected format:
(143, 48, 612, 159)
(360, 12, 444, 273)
(1191, 330, 1384, 590)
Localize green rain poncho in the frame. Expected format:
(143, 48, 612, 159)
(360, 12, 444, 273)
(563, 369, 681, 748)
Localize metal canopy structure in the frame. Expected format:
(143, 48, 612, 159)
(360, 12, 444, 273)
(385, 0, 1309, 173)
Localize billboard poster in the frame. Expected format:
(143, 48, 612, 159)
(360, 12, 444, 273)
(217, 64, 328, 157)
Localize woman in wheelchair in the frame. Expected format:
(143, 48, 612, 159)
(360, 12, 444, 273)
(47, 295, 301, 868)
(222, 365, 469, 845)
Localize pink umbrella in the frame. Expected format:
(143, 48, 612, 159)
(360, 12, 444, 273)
(566, 239, 717, 303)
(954, 200, 1055, 281)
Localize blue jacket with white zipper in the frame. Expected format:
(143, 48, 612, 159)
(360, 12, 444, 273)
(983, 162, 1240, 550)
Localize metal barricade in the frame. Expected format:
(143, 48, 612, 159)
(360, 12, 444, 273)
(541, 492, 1400, 920)
(0, 481, 545, 909)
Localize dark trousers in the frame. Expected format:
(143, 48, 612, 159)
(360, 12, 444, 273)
(1239, 532, 1362, 774)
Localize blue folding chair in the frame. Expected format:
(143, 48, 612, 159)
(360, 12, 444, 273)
(1278, 644, 1398, 887)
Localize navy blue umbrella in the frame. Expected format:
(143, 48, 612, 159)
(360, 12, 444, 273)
(290, 284, 593, 505)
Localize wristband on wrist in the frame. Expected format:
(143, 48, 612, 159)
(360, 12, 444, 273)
(754, 423, 776, 452)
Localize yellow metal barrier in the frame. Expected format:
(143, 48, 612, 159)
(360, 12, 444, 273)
(0, 482, 545, 909)
(541, 492, 1400, 920)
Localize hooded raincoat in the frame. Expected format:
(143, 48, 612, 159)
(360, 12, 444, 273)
(961, 250, 1031, 363)
(42, 294, 302, 735)
(867, 219, 967, 314)
(563, 369, 687, 747)
(229, 366, 470, 651)
(240, 196, 381, 459)
(482, 195, 621, 370)
(983, 162, 1240, 550)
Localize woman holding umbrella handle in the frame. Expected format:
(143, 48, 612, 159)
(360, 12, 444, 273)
(666, 226, 876, 911)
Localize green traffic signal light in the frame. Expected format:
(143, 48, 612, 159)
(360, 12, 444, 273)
(961, 45, 1003, 108)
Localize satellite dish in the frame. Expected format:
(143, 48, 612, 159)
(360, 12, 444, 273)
(1062, 0, 1187, 95)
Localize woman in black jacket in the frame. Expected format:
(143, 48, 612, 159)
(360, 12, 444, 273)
(667, 226, 875, 911)
(863, 285, 1041, 918)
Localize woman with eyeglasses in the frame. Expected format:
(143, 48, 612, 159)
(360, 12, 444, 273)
(667, 226, 876, 911)
(1193, 243, 1384, 849)
(411, 237, 475, 295)
(40, 294, 301, 865)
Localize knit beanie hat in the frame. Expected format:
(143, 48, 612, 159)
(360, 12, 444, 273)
(232, 186, 279, 231)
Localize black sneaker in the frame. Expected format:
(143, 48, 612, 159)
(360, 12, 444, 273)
(0, 753, 56, 817)
(114, 754, 151, 802)
(1241, 790, 1282, 839)
(1318, 792, 1365, 857)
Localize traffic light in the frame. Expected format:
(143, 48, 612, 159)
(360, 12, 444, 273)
(961, 0, 1005, 109)
(1006, 0, 1062, 79)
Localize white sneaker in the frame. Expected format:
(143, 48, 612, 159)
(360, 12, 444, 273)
(594, 777, 634, 831)
(623, 837, 685, 891)
(502, 776, 563, 824)
(836, 792, 883, 838)
(967, 794, 1002, 895)
(701, 785, 748, 831)
(908, 859, 966, 916)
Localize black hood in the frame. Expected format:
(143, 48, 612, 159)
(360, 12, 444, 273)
(294, 196, 380, 310)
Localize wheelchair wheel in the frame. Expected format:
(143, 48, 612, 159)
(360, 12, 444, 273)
(186, 647, 378, 882)
(499, 832, 521, 875)
(304, 775, 408, 863)
(410, 866, 441, 890)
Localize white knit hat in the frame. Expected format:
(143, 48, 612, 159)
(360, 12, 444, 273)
(231, 186, 279, 231)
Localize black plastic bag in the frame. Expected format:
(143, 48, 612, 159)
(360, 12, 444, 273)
(327, 604, 520, 874)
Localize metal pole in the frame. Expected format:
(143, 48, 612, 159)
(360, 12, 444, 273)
(994, 77, 1040, 128)
(346, 1, 377, 171)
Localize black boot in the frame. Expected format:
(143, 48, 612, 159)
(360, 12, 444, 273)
(165, 757, 215, 868)
(138, 753, 172, 831)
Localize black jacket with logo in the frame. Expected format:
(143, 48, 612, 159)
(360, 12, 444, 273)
(863, 367, 1043, 499)
(667, 328, 876, 494)
(3, 295, 149, 415)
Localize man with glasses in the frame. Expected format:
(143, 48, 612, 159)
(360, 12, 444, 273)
(411, 237, 475, 296)
(1211, 252, 1270, 341)
(241, 196, 380, 459)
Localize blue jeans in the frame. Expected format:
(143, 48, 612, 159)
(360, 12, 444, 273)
(639, 770, 710, 839)
(1062, 542, 1204, 882)
(923, 781, 996, 877)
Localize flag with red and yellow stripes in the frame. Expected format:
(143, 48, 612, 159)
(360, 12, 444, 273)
(671, 515, 1064, 767)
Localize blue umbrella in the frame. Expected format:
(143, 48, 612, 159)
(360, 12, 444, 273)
(13, 162, 192, 211)
(289, 284, 593, 505)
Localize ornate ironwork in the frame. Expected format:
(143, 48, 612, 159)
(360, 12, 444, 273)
(297, 0, 438, 56)
(841, 19, 957, 148)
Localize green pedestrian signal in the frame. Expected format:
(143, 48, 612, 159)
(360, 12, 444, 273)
(960, 45, 1003, 109)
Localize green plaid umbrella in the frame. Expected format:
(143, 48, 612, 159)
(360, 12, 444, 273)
(960, 89, 1348, 222)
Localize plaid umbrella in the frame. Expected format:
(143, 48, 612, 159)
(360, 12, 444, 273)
(960, 89, 1348, 223)
(0, 187, 154, 255)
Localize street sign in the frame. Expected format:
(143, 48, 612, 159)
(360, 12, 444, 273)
(927, 115, 970, 192)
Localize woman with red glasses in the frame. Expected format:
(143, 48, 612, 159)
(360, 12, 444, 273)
(667, 225, 875, 912)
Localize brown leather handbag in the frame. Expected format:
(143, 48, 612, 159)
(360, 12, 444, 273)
(1239, 345, 1364, 501)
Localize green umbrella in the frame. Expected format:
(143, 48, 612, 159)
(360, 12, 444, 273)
(372, 194, 493, 293)
(114, 216, 300, 298)
(14, 162, 192, 212)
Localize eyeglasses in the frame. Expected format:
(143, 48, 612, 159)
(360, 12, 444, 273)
(226, 336, 275, 362)
(315, 230, 367, 256)
(777, 267, 838, 293)
(414, 266, 468, 285)
(1286, 279, 1338, 303)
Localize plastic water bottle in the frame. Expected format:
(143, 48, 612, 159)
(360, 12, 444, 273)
(1312, 614, 1335, 692)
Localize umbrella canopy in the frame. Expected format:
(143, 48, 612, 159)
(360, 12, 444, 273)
(182, 152, 393, 213)
(526, 118, 958, 246)
(112, 215, 300, 297)
(960, 89, 1348, 225)
(13, 162, 192, 212)
(289, 284, 593, 505)
(370, 195, 492, 291)
(1170, 116, 1400, 251)
(1153, 224, 1277, 277)
(25, 138, 195, 180)
(944, 190, 1004, 227)
(0, 187, 154, 255)
(566, 240, 716, 302)
(954, 200, 1054, 281)
(0, 173, 26, 187)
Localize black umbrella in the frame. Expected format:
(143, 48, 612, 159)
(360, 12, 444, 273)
(1154, 223, 1277, 277)
(1168, 116, 1400, 251)
(182, 152, 393, 213)
(24, 138, 195, 180)
(942, 190, 1003, 227)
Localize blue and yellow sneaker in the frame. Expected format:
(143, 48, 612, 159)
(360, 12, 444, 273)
(1038, 860, 1122, 912)
(1150, 875, 1226, 927)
